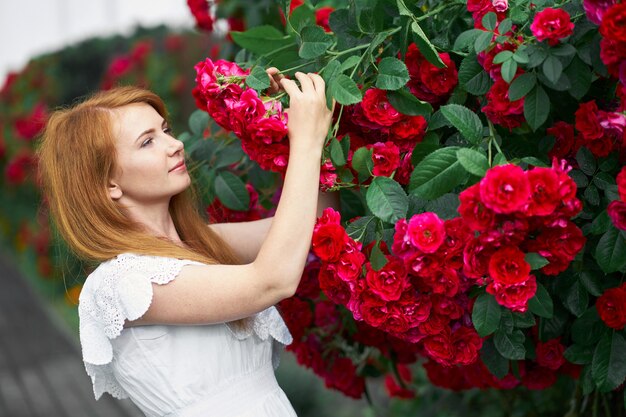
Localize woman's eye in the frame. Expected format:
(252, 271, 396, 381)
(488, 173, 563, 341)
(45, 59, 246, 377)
(164, 127, 172, 135)
(140, 138, 153, 148)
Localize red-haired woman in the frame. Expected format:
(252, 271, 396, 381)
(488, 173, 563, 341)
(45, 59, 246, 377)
(37, 70, 335, 417)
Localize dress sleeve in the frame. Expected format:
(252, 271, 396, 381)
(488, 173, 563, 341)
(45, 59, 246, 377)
(78, 253, 202, 400)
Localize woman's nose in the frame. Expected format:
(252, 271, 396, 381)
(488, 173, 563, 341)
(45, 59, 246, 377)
(168, 137, 184, 155)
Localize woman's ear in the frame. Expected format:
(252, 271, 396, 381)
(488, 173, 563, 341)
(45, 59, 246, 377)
(108, 181, 122, 200)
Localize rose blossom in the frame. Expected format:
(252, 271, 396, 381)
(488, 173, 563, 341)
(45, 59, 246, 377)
(600, 3, 626, 43)
(482, 79, 525, 129)
(584, 0, 617, 25)
(596, 285, 626, 329)
(369, 141, 401, 177)
(492, 0, 508, 12)
(535, 338, 566, 370)
(525, 167, 560, 216)
(361, 88, 403, 127)
(459, 183, 496, 231)
(407, 212, 446, 253)
(487, 275, 537, 312)
(312, 223, 348, 262)
(365, 257, 409, 301)
(617, 166, 626, 202)
(479, 164, 531, 214)
(488, 246, 531, 285)
(608, 200, 626, 230)
(530, 8, 575, 46)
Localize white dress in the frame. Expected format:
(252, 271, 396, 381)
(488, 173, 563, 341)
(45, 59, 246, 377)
(78, 253, 296, 417)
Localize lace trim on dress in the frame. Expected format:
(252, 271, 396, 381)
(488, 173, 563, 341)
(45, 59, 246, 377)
(79, 253, 202, 400)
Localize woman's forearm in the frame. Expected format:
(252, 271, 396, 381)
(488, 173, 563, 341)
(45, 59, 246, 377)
(252, 146, 322, 296)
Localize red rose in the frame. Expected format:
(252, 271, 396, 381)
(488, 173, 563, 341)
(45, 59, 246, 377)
(608, 200, 626, 230)
(384, 364, 415, 398)
(395, 152, 414, 185)
(392, 218, 417, 260)
(360, 290, 389, 328)
(334, 244, 366, 282)
(5, 152, 34, 185)
(187, 0, 214, 30)
(405, 44, 458, 104)
(487, 275, 537, 312)
(596, 285, 626, 329)
(423, 329, 454, 365)
(463, 237, 494, 280)
(427, 268, 461, 297)
(535, 338, 566, 370)
(278, 297, 313, 340)
(295, 259, 322, 299)
(315, 6, 334, 32)
(318, 265, 351, 305)
(452, 326, 483, 365)
(314, 300, 340, 328)
(488, 246, 531, 285)
(459, 183, 496, 231)
(530, 8, 574, 46)
(575, 101, 604, 140)
(482, 78, 525, 129)
(365, 257, 408, 301)
(522, 364, 558, 390)
(407, 212, 446, 253)
(431, 294, 464, 319)
(396, 292, 431, 327)
(14, 103, 47, 141)
(525, 167, 560, 216)
(361, 88, 403, 127)
(368, 141, 401, 177)
(547, 121, 579, 159)
(312, 223, 348, 262)
(527, 222, 585, 275)
(325, 357, 366, 399)
(600, 38, 626, 79)
(584, 0, 618, 25)
(479, 164, 531, 214)
(600, 3, 626, 43)
(391, 115, 427, 145)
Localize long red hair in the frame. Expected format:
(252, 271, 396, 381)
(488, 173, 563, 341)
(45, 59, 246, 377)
(37, 86, 239, 266)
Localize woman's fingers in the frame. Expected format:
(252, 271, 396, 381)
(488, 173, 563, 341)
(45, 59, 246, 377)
(294, 72, 314, 94)
(279, 78, 302, 98)
(308, 73, 326, 98)
(266, 67, 285, 94)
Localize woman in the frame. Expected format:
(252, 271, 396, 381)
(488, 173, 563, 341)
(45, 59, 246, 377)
(37, 70, 335, 417)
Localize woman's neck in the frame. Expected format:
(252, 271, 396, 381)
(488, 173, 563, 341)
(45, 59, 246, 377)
(124, 201, 183, 244)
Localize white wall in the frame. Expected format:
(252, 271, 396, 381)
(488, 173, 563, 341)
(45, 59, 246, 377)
(0, 0, 194, 82)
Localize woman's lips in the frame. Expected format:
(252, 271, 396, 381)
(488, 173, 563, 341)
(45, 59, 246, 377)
(169, 160, 186, 172)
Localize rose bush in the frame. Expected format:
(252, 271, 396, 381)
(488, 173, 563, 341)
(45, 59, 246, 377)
(185, 0, 626, 414)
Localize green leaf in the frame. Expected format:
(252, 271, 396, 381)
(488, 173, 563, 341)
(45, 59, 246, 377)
(520, 156, 548, 167)
(562, 280, 589, 318)
(584, 184, 600, 206)
(370, 242, 388, 271)
(409, 147, 468, 200)
(494, 329, 526, 360)
(508, 73, 536, 101)
(396, 0, 412, 16)
(524, 85, 550, 131)
(387, 87, 433, 116)
(498, 18, 513, 35)
(245, 65, 270, 90)
(351, 147, 373, 182)
(213, 146, 245, 169)
(592, 331, 626, 392)
(458, 54, 493, 95)
(493, 51, 514, 64)
(340, 55, 361, 72)
(482, 12, 497, 31)
(566, 56, 592, 100)
(329, 138, 347, 167)
(576, 147, 596, 176)
(376, 57, 410, 90)
(330, 74, 362, 105)
(346, 216, 377, 244)
(424, 193, 460, 220)
(474, 30, 493, 53)
(481, 338, 510, 379)
(440, 104, 483, 144)
(299, 25, 333, 59)
(472, 293, 502, 337)
(456, 148, 489, 177)
(214, 171, 250, 211)
(366, 177, 408, 224)
(231, 26, 294, 56)
(580, 271, 604, 297)
(564, 344, 594, 365)
(410, 140, 440, 166)
(542, 55, 563, 85)
(411, 21, 445, 68)
(501, 59, 518, 83)
(513, 311, 536, 328)
(572, 307, 605, 346)
(453, 29, 481, 52)
(595, 227, 626, 274)
(528, 283, 553, 318)
(189, 110, 210, 136)
(524, 253, 549, 270)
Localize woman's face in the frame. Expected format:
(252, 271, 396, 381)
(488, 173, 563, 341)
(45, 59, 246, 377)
(108, 103, 190, 206)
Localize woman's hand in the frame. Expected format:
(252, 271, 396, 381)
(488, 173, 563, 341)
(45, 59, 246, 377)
(279, 72, 334, 155)
(266, 67, 285, 95)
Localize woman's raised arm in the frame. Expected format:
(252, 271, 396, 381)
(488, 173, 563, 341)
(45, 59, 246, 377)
(128, 72, 333, 326)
